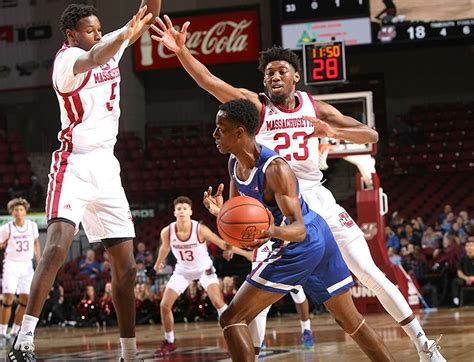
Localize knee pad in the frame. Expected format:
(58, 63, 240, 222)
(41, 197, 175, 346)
(290, 289, 306, 304)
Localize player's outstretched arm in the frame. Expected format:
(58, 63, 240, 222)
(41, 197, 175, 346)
(198, 224, 230, 251)
(73, 6, 153, 75)
(262, 159, 306, 243)
(310, 100, 379, 144)
(230, 247, 253, 262)
(126, 0, 162, 45)
(154, 226, 171, 272)
(150, 15, 261, 108)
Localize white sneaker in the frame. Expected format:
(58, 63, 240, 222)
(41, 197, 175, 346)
(419, 335, 446, 362)
(453, 297, 459, 306)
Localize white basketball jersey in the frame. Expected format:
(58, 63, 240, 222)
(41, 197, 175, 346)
(169, 220, 213, 272)
(0, 220, 38, 262)
(256, 91, 323, 182)
(51, 29, 129, 154)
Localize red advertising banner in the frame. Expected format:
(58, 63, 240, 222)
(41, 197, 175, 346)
(134, 9, 261, 70)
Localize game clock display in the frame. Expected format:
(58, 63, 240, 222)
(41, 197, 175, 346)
(303, 41, 346, 85)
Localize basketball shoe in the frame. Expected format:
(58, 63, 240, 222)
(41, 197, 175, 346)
(418, 335, 446, 362)
(155, 340, 177, 356)
(302, 329, 315, 349)
(7, 335, 36, 362)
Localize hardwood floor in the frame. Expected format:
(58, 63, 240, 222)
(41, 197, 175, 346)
(1, 307, 472, 361)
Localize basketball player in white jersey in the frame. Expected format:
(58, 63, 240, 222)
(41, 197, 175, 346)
(151, 16, 445, 361)
(230, 245, 315, 351)
(9, 2, 162, 362)
(153, 196, 230, 356)
(0, 198, 40, 346)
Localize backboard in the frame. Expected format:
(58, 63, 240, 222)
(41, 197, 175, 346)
(313, 91, 377, 158)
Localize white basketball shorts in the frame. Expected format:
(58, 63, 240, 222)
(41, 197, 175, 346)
(298, 181, 364, 248)
(2, 260, 34, 295)
(166, 267, 219, 296)
(45, 147, 135, 242)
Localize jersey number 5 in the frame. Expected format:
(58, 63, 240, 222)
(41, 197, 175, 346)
(106, 82, 118, 111)
(273, 132, 309, 161)
(179, 250, 194, 261)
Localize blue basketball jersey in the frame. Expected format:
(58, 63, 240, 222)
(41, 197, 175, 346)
(229, 144, 317, 233)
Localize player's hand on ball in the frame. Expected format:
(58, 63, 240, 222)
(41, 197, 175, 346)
(302, 116, 337, 140)
(121, 6, 153, 41)
(151, 15, 190, 53)
(203, 183, 224, 216)
(250, 209, 274, 248)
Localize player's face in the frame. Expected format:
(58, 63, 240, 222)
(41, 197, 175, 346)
(174, 203, 192, 220)
(263, 60, 300, 104)
(12, 205, 26, 221)
(67, 15, 102, 51)
(213, 112, 240, 155)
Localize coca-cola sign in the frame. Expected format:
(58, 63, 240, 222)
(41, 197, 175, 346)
(133, 9, 260, 70)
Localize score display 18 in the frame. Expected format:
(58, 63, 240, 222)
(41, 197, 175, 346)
(303, 42, 346, 85)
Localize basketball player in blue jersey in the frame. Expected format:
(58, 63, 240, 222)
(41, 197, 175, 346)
(152, 16, 445, 362)
(203, 99, 393, 362)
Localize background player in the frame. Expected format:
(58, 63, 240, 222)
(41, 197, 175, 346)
(9, 2, 162, 362)
(229, 246, 315, 352)
(204, 99, 393, 362)
(153, 196, 230, 356)
(152, 17, 445, 362)
(0, 198, 40, 346)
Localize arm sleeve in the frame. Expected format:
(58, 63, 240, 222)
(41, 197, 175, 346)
(0, 224, 9, 242)
(52, 47, 88, 93)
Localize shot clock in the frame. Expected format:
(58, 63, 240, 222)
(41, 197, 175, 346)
(302, 41, 346, 85)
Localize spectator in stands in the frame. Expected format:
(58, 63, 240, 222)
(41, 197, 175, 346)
(135, 241, 147, 263)
(99, 282, 117, 326)
(459, 210, 470, 225)
(135, 283, 156, 325)
(433, 234, 462, 305)
(453, 217, 467, 243)
(421, 226, 442, 250)
(388, 247, 401, 265)
(76, 285, 100, 327)
(27, 175, 44, 209)
(385, 226, 400, 251)
(451, 237, 474, 306)
(136, 260, 149, 285)
(405, 223, 422, 247)
(402, 245, 427, 282)
(415, 217, 426, 232)
(395, 225, 406, 240)
(441, 212, 455, 233)
(439, 204, 452, 224)
(78, 249, 100, 279)
(399, 237, 410, 256)
(40, 281, 68, 327)
(7, 178, 26, 200)
(144, 251, 156, 280)
(99, 251, 112, 275)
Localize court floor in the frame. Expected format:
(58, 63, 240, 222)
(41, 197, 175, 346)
(1, 307, 472, 361)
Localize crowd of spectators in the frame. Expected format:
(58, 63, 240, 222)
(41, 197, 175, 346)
(385, 205, 474, 307)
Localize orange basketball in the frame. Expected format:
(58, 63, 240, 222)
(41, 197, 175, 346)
(217, 196, 271, 249)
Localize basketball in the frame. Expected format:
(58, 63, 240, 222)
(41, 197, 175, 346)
(217, 196, 271, 249)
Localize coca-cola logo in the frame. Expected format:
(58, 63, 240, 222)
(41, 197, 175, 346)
(157, 20, 252, 59)
(134, 9, 260, 70)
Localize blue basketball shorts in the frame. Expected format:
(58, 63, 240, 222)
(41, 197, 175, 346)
(246, 214, 353, 304)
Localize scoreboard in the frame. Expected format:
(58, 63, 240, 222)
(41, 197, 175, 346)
(277, 0, 474, 49)
(303, 41, 346, 85)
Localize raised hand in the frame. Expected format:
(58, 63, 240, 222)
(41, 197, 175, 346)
(302, 116, 337, 140)
(203, 183, 224, 216)
(121, 6, 154, 42)
(150, 14, 190, 53)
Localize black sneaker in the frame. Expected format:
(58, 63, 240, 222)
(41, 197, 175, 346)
(7, 335, 36, 362)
